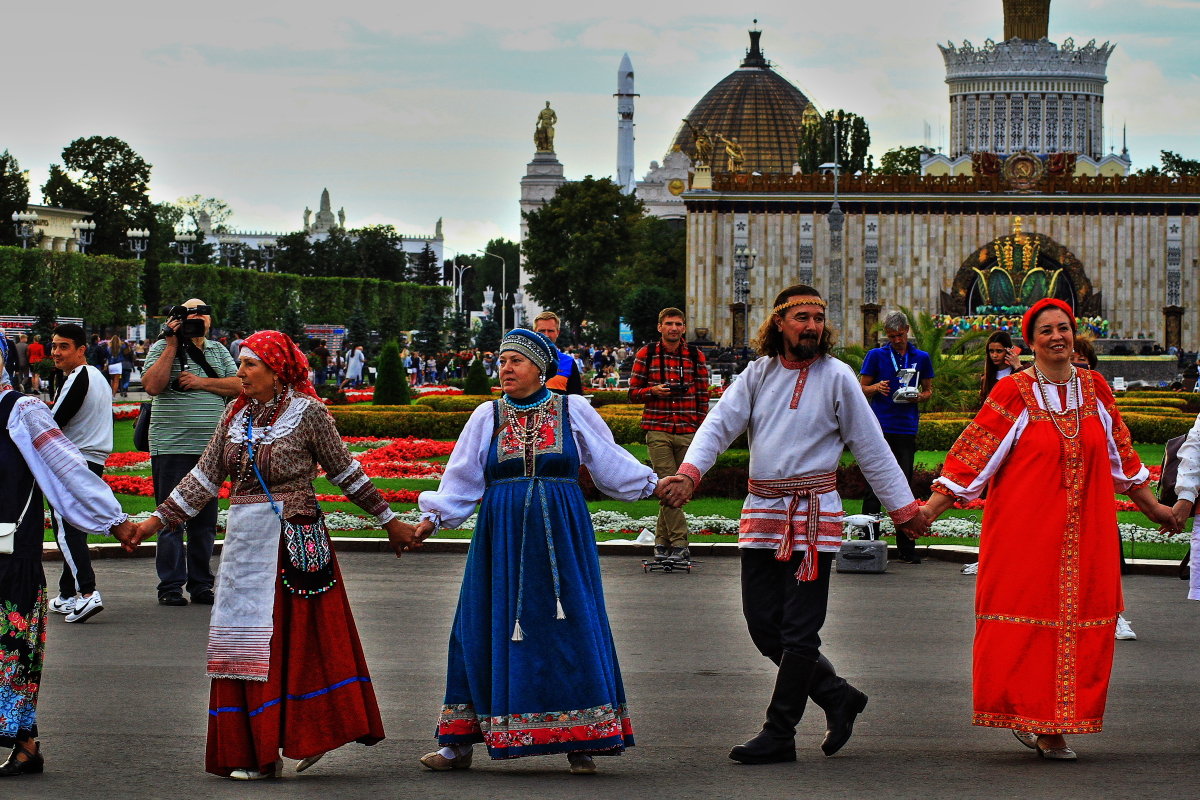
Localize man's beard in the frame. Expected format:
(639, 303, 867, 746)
(787, 334, 820, 361)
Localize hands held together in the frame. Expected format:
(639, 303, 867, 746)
(655, 475, 694, 508)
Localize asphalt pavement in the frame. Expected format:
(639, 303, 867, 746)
(22, 551, 1200, 799)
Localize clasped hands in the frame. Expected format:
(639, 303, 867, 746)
(656, 475, 694, 508)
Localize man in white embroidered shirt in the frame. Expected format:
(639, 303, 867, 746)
(663, 284, 928, 765)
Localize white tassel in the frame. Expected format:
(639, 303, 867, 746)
(511, 620, 524, 642)
(556, 598, 566, 620)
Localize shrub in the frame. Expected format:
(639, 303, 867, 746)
(463, 357, 491, 395)
(603, 415, 646, 444)
(373, 341, 411, 405)
(1120, 413, 1196, 444)
(418, 395, 495, 412)
(589, 390, 642, 408)
(328, 409, 475, 438)
(916, 419, 971, 451)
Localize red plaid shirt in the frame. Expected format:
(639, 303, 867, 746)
(628, 342, 710, 433)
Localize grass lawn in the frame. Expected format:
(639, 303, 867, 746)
(89, 419, 1187, 559)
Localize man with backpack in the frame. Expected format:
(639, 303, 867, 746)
(628, 307, 709, 561)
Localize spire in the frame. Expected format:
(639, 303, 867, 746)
(1003, 0, 1051, 41)
(320, 187, 332, 212)
(741, 22, 768, 68)
(616, 52, 637, 194)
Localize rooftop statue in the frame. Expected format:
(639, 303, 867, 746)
(534, 101, 557, 153)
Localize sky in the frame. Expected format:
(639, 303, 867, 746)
(3, 0, 1198, 256)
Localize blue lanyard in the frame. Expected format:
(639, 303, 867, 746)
(888, 345, 910, 375)
(245, 413, 282, 519)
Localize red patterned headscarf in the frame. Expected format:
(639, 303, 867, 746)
(227, 330, 320, 417)
(1021, 298, 1074, 343)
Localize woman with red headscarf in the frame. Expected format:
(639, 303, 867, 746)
(132, 331, 418, 780)
(920, 300, 1176, 760)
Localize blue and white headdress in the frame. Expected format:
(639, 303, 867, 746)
(498, 328, 558, 379)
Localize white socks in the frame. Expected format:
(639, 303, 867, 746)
(437, 744, 472, 760)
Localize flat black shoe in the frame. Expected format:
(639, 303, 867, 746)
(191, 590, 215, 605)
(0, 743, 44, 776)
(729, 731, 796, 764)
(158, 591, 188, 607)
(821, 688, 868, 756)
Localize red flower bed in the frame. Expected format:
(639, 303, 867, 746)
(105, 451, 151, 469)
(112, 404, 141, 420)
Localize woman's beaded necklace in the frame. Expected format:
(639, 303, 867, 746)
(1033, 364, 1081, 440)
(234, 389, 289, 485)
(503, 387, 552, 411)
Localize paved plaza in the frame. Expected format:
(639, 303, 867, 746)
(24, 550, 1200, 799)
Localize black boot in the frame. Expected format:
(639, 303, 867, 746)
(729, 652, 817, 764)
(808, 654, 868, 757)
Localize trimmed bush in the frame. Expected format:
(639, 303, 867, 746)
(328, 409, 475, 438)
(463, 357, 492, 395)
(417, 395, 495, 412)
(0, 246, 141, 329)
(1121, 413, 1196, 444)
(916, 419, 971, 451)
(589, 390, 642, 408)
(373, 341, 411, 405)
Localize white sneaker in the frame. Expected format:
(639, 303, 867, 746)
(961, 562, 979, 575)
(65, 591, 104, 623)
(1115, 615, 1137, 641)
(49, 595, 78, 615)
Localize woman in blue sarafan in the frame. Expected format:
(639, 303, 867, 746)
(415, 329, 673, 775)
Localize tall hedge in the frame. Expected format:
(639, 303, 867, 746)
(156, 262, 449, 331)
(373, 340, 410, 405)
(462, 357, 492, 395)
(0, 246, 141, 331)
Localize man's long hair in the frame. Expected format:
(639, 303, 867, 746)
(753, 284, 836, 358)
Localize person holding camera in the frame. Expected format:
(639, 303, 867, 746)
(142, 299, 241, 606)
(858, 310, 934, 563)
(629, 307, 709, 561)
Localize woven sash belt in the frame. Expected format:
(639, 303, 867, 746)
(747, 472, 838, 582)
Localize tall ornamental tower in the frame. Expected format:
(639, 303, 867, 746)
(939, 0, 1114, 159)
(615, 53, 638, 195)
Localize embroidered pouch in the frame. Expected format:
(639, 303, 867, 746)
(280, 515, 337, 596)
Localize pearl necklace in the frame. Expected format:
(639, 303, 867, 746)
(1033, 365, 1081, 440)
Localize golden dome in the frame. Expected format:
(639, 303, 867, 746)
(669, 29, 813, 175)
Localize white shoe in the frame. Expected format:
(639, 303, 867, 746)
(1115, 615, 1137, 640)
(961, 562, 979, 575)
(49, 595, 77, 615)
(65, 591, 103, 623)
(229, 760, 283, 780)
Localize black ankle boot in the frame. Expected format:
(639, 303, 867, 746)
(729, 652, 817, 764)
(808, 654, 868, 757)
(0, 741, 43, 776)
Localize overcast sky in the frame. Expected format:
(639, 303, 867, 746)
(4, 0, 1197, 255)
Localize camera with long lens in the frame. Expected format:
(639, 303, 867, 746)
(161, 304, 210, 340)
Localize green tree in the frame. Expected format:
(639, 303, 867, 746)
(463, 354, 491, 395)
(796, 110, 872, 174)
(225, 295, 252, 335)
(41, 136, 153, 257)
(412, 299, 445, 356)
(410, 242, 442, 285)
(1159, 150, 1200, 177)
(310, 229, 354, 277)
(448, 310, 472, 351)
(475, 314, 501, 353)
(522, 176, 643, 339)
(898, 306, 989, 411)
(877, 146, 926, 175)
(173, 195, 233, 232)
(346, 302, 371, 354)
(620, 284, 685, 346)
(350, 225, 408, 281)
(279, 303, 306, 342)
(373, 340, 410, 404)
(0, 151, 30, 247)
(274, 231, 313, 276)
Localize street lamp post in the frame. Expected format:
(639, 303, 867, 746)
(218, 235, 240, 267)
(126, 228, 150, 259)
(826, 111, 845, 328)
(478, 250, 507, 333)
(72, 220, 96, 254)
(733, 244, 756, 350)
(513, 290, 526, 328)
(175, 231, 197, 264)
(258, 238, 277, 272)
(12, 211, 39, 249)
(451, 263, 474, 315)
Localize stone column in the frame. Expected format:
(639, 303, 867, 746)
(860, 303, 881, 349)
(1164, 305, 1184, 352)
(729, 302, 746, 350)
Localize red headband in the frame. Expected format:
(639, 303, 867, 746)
(1021, 298, 1074, 342)
(228, 330, 320, 418)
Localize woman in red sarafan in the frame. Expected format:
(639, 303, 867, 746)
(132, 330, 418, 780)
(920, 299, 1177, 761)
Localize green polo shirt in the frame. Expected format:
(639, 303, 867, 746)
(144, 338, 238, 456)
